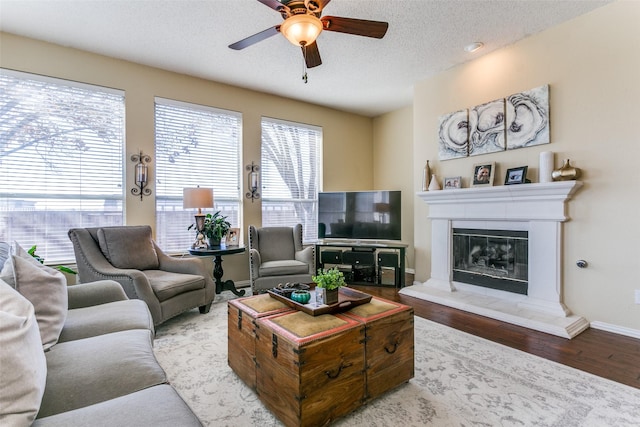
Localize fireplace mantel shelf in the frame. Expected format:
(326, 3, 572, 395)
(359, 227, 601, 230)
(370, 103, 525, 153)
(417, 181, 583, 222)
(404, 179, 588, 338)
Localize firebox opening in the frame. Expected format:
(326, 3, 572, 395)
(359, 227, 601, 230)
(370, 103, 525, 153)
(452, 228, 528, 295)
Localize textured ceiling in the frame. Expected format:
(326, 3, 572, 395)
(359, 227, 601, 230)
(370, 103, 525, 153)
(0, 0, 612, 117)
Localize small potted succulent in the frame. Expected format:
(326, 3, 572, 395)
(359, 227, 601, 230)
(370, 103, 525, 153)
(312, 267, 346, 305)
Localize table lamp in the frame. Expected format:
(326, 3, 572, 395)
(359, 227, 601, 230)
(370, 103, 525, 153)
(183, 187, 214, 249)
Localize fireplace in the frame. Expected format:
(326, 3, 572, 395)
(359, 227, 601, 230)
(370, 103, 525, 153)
(400, 181, 589, 338)
(452, 228, 528, 295)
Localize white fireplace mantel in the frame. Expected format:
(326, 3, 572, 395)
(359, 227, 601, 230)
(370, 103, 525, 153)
(417, 180, 583, 221)
(401, 181, 589, 338)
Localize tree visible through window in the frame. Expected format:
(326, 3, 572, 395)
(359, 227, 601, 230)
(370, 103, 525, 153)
(261, 117, 321, 243)
(0, 69, 125, 263)
(155, 98, 242, 253)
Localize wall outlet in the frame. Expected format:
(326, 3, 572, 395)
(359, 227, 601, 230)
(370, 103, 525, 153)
(635, 290, 640, 304)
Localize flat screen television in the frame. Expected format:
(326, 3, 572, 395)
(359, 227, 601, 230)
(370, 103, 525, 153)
(318, 190, 401, 241)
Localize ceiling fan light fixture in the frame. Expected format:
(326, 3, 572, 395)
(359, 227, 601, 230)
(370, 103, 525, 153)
(280, 14, 323, 46)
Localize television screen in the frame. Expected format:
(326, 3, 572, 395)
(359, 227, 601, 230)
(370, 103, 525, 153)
(318, 191, 401, 241)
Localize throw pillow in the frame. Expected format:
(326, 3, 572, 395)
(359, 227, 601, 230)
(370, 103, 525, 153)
(10, 253, 68, 350)
(97, 226, 159, 270)
(0, 279, 48, 425)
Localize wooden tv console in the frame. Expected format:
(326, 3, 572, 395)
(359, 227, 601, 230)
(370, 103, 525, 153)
(314, 241, 407, 288)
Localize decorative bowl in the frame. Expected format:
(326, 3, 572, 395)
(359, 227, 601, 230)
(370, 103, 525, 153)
(291, 290, 311, 304)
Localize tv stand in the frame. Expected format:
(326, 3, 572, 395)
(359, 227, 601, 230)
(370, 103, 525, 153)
(314, 241, 406, 288)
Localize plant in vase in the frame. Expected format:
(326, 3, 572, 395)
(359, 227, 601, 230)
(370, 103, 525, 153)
(28, 245, 77, 284)
(188, 211, 231, 248)
(312, 267, 346, 305)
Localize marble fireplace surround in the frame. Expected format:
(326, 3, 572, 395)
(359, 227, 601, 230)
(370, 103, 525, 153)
(400, 181, 589, 338)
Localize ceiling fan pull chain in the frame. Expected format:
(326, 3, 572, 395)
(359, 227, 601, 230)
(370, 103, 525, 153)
(302, 44, 309, 84)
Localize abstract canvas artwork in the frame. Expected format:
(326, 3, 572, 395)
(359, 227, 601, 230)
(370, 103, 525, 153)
(437, 85, 550, 160)
(438, 109, 469, 160)
(505, 84, 550, 149)
(468, 98, 506, 157)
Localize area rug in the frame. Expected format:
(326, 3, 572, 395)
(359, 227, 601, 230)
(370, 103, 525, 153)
(154, 293, 640, 426)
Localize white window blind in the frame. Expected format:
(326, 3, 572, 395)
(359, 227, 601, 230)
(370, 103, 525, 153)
(155, 98, 242, 252)
(261, 117, 321, 243)
(0, 69, 125, 263)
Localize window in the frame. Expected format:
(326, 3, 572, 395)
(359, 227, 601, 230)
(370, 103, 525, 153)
(261, 117, 321, 243)
(0, 69, 125, 263)
(155, 98, 242, 252)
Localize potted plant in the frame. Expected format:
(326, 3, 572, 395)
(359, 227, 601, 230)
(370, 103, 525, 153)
(312, 267, 346, 305)
(28, 245, 78, 284)
(189, 211, 231, 247)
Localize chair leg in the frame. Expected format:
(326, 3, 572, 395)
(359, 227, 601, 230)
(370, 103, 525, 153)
(199, 303, 212, 314)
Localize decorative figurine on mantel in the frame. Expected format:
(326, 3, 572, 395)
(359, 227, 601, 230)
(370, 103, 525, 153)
(552, 159, 581, 181)
(428, 174, 441, 190)
(422, 160, 431, 191)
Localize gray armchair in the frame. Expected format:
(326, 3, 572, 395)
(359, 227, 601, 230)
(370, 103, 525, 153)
(68, 225, 215, 325)
(248, 224, 314, 294)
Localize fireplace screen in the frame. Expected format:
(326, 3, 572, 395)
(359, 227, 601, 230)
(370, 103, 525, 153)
(452, 228, 528, 295)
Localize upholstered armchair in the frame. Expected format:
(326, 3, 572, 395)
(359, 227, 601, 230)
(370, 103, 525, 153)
(68, 225, 215, 325)
(248, 224, 314, 294)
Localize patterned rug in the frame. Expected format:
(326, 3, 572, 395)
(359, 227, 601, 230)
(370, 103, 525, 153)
(154, 292, 640, 426)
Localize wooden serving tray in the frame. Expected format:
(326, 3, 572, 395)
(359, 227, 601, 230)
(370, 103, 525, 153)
(267, 287, 372, 316)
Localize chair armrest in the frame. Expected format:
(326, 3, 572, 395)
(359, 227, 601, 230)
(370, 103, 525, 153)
(295, 246, 314, 274)
(67, 280, 128, 309)
(155, 245, 213, 280)
(249, 248, 261, 279)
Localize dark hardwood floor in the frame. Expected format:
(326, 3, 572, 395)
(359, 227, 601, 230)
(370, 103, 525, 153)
(352, 284, 640, 390)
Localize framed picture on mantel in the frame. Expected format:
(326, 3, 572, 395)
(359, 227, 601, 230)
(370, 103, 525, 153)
(471, 162, 495, 187)
(444, 176, 461, 189)
(504, 166, 528, 185)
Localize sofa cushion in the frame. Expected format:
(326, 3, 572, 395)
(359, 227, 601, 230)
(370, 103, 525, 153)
(59, 299, 154, 343)
(32, 385, 203, 427)
(97, 226, 159, 270)
(144, 270, 205, 302)
(259, 259, 310, 277)
(5, 244, 68, 350)
(0, 279, 47, 426)
(38, 329, 167, 418)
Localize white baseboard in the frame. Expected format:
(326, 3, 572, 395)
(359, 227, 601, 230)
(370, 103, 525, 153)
(590, 321, 640, 340)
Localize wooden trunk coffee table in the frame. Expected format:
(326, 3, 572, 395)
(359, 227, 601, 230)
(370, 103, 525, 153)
(227, 292, 414, 427)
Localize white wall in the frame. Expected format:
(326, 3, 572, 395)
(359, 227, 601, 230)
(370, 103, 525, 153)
(411, 1, 640, 332)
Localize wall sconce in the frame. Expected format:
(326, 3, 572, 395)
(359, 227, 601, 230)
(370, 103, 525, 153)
(131, 151, 152, 200)
(245, 161, 260, 202)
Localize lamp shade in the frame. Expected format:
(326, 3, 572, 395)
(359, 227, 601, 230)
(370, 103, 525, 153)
(280, 14, 323, 47)
(183, 187, 214, 209)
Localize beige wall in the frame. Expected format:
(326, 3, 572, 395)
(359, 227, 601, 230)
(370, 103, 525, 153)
(411, 1, 640, 332)
(0, 32, 374, 282)
(373, 106, 414, 269)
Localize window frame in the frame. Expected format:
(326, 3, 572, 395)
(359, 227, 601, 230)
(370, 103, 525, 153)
(0, 68, 125, 263)
(260, 116, 322, 244)
(154, 97, 243, 253)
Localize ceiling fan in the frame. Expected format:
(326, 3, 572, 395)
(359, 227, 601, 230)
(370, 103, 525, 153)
(228, 0, 389, 70)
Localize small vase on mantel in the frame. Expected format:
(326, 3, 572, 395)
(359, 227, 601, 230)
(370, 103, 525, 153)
(552, 159, 581, 181)
(428, 174, 441, 191)
(422, 161, 431, 191)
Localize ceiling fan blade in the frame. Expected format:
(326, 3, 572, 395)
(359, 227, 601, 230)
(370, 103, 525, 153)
(303, 42, 322, 68)
(257, 0, 287, 13)
(321, 16, 389, 38)
(229, 26, 280, 50)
